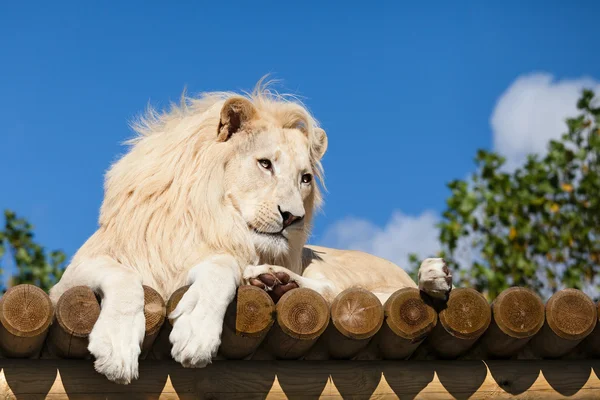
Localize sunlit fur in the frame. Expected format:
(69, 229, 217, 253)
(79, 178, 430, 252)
(48, 78, 451, 381)
(59, 79, 327, 300)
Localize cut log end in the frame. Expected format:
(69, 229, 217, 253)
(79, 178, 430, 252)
(234, 285, 275, 337)
(143, 286, 166, 337)
(166, 285, 190, 326)
(439, 288, 491, 340)
(493, 287, 545, 338)
(55, 286, 100, 337)
(384, 288, 437, 341)
(276, 288, 330, 340)
(331, 288, 383, 340)
(546, 288, 597, 341)
(0, 284, 53, 338)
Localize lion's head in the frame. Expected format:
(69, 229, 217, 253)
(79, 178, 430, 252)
(218, 96, 328, 259)
(93, 80, 327, 282)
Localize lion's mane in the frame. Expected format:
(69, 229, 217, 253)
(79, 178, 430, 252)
(72, 80, 325, 298)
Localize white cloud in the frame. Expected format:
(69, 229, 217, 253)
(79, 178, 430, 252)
(491, 73, 600, 170)
(319, 211, 440, 268)
(319, 73, 600, 269)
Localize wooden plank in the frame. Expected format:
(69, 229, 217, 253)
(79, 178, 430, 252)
(0, 359, 598, 399)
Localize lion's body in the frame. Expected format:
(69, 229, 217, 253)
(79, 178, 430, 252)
(49, 80, 449, 384)
(302, 245, 416, 303)
(52, 87, 326, 301)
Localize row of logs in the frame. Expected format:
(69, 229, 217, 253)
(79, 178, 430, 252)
(0, 283, 599, 362)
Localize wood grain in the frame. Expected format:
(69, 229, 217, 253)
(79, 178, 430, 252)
(47, 286, 100, 358)
(480, 286, 545, 358)
(0, 284, 54, 358)
(140, 285, 166, 358)
(529, 288, 597, 358)
(264, 287, 330, 359)
(48, 285, 168, 359)
(426, 287, 491, 359)
(220, 285, 275, 359)
(326, 287, 383, 359)
(377, 287, 437, 360)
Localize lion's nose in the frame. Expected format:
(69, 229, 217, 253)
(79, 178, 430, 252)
(279, 207, 304, 229)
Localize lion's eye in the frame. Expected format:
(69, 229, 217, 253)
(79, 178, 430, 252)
(301, 173, 313, 184)
(258, 159, 272, 170)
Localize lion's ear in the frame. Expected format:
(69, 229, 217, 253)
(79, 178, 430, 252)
(313, 127, 328, 160)
(217, 97, 257, 142)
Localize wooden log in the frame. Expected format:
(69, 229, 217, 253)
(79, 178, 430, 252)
(583, 301, 600, 356)
(325, 288, 383, 359)
(152, 285, 276, 360)
(220, 285, 276, 359)
(263, 287, 330, 359)
(47, 286, 100, 358)
(165, 285, 190, 326)
(0, 284, 54, 358)
(529, 288, 597, 358)
(479, 287, 545, 358)
(140, 285, 166, 357)
(147, 285, 190, 360)
(426, 287, 491, 359)
(377, 287, 437, 359)
(48, 285, 168, 359)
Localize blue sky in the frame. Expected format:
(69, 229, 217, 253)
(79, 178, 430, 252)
(1, 1, 599, 275)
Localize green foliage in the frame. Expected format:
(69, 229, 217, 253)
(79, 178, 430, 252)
(428, 89, 600, 299)
(0, 210, 67, 292)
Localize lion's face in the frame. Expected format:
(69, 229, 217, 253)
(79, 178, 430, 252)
(225, 124, 315, 256)
(218, 98, 326, 258)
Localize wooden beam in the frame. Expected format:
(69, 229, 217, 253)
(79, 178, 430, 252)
(263, 288, 330, 360)
(326, 287, 383, 359)
(47, 286, 99, 359)
(479, 286, 545, 358)
(3, 283, 600, 363)
(529, 288, 597, 358)
(0, 284, 53, 358)
(425, 288, 491, 359)
(0, 359, 598, 399)
(377, 287, 437, 360)
(140, 285, 166, 357)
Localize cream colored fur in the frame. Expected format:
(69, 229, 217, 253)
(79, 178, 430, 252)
(49, 79, 451, 384)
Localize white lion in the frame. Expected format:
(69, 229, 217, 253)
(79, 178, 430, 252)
(49, 79, 451, 384)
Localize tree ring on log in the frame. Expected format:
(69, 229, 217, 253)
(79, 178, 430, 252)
(439, 288, 491, 340)
(0, 284, 53, 337)
(384, 287, 437, 341)
(234, 285, 275, 337)
(55, 286, 100, 338)
(331, 288, 384, 340)
(276, 288, 329, 340)
(546, 288, 597, 341)
(143, 285, 166, 337)
(493, 287, 545, 339)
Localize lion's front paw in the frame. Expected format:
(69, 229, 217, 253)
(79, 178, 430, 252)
(418, 258, 452, 300)
(243, 264, 299, 303)
(169, 288, 223, 368)
(88, 309, 145, 384)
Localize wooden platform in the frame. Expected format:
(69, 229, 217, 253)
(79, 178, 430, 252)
(1, 283, 600, 398)
(1, 359, 599, 399)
